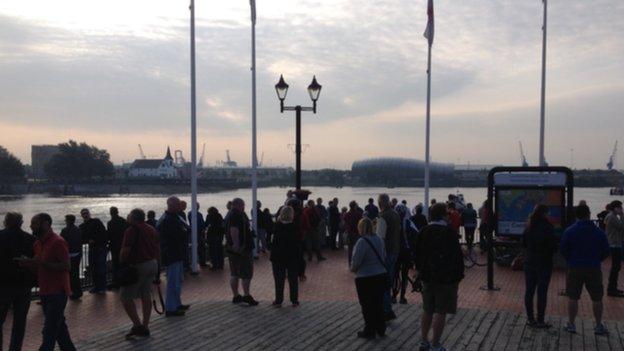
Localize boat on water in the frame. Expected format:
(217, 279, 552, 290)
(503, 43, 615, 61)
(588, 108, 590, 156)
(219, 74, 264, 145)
(610, 187, 624, 196)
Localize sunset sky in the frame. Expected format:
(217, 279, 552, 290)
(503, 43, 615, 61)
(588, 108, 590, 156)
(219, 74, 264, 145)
(1, 0, 623, 169)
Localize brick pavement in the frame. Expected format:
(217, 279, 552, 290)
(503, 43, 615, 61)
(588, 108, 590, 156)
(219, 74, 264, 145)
(3, 248, 624, 350)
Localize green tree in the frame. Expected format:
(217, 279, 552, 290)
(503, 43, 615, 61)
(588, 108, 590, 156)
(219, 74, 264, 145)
(0, 146, 25, 182)
(45, 140, 114, 181)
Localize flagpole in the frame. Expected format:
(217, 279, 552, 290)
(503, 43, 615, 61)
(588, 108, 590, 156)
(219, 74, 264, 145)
(250, 0, 259, 254)
(189, 0, 199, 274)
(424, 42, 432, 216)
(539, 0, 547, 166)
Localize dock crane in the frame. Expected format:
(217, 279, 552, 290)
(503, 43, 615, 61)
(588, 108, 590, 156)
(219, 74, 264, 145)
(519, 141, 529, 167)
(198, 143, 206, 168)
(138, 144, 146, 159)
(607, 141, 618, 170)
(259, 152, 265, 167)
(223, 150, 238, 167)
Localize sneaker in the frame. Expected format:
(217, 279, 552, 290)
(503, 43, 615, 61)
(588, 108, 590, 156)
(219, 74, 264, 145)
(135, 325, 150, 337)
(241, 295, 259, 306)
(232, 295, 244, 304)
(165, 310, 186, 317)
(526, 320, 537, 328)
(177, 304, 191, 311)
(125, 325, 142, 340)
(565, 322, 577, 334)
(595, 323, 609, 336)
(419, 341, 431, 351)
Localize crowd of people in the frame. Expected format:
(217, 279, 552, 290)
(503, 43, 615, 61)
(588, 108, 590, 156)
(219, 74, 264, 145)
(1, 191, 623, 351)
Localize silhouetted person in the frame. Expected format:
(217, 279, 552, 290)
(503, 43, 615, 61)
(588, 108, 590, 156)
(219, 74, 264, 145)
(80, 208, 108, 294)
(364, 198, 379, 220)
(377, 194, 401, 321)
(188, 203, 207, 267)
(61, 215, 83, 300)
(328, 199, 341, 250)
(270, 206, 300, 307)
(146, 211, 157, 228)
(206, 207, 225, 270)
(605, 200, 624, 297)
(226, 198, 258, 306)
(0, 212, 36, 351)
(108, 206, 128, 289)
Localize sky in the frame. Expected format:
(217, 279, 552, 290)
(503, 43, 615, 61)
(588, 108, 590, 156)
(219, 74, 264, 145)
(0, 0, 623, 170)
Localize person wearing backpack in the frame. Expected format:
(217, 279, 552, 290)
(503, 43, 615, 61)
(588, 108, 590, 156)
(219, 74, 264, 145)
(0, 212, 37, 351)
(304, 200, 326, 262)
(415, 203, 464, 351)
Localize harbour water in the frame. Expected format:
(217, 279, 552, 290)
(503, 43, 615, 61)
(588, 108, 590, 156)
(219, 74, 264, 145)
(0, 187, 622, 231)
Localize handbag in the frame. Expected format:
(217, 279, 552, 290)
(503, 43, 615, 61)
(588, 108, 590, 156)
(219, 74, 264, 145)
(117, 227, 140, 287)
(361, 236, 392, 289)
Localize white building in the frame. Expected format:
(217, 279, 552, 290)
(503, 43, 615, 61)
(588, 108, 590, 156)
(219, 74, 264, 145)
(128, 147, 178, 179)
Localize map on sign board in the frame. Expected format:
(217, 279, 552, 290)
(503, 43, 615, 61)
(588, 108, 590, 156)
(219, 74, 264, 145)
(496, 188, 564, 236)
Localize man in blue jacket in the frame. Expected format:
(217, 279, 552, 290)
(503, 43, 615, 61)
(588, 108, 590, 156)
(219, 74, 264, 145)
(560, 204, 610, 335)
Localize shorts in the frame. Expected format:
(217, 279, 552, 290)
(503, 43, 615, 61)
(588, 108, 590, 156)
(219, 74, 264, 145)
(566, 268, 603, 301)
(229, 254, 254, 279)
(422, 282, 458, 314)
(120, 259, 158, 300)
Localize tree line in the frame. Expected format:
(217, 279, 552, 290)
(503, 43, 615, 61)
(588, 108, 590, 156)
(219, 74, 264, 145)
(0, 140, 113, 182)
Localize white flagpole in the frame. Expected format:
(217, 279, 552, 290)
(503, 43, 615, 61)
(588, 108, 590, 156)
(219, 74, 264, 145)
(539, 0, 547, 166)
(189, 0, 199, 273)
(250, 0, 259, 254)
(424, 43, 432, 216)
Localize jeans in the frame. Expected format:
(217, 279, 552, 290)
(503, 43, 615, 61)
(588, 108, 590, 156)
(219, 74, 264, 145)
(88, 247, 107, 292)
(39, 294, 75, 351)
(608, 247, 622, 292)
(207, 235, 224, 269)
(355, 274, 386, 335)
(272, 261, 299, 304)
(382, 254, 398, 313)
(464, 226, 476, 249)
(165, 261, 184, 312)
(524, 265, 552, 323)
(0, 287, 31, 351)
(69, 255, 82, 298)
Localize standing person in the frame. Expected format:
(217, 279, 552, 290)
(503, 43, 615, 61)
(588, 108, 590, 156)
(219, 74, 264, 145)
(446, 203, 461, 234)
(107, 206, 128, 289)
(596, 204, 611, 231)
(415, 203, 464, 351)
(394, 204, 416, 305)
(391, 198, 398, 209)
(461, 203, 478, 252)
(376, 194, 401, 321)
(304, 200, 325, 262)
(270, 206, 300, 307)
(188, 203, 207, 267)
(119, 209, 160, 340)
(146, 211, 157, 228)
(0, 212, 36, 351)
(365, 198, 379, 220)
(411, 204, 428, 231)
(522, 205, 558, 328)
(255, 201, 269, 253)
(478, 200, 491, 252)
(288, 198, 309, 282)
(60, 215, 83, 300)
(328, 200, 341, 250)
(158, 196, 190, 317)
(345, 201, 363, 266)
(205, 207, 225, 270)
(339, 206, 349, 250)
(351, 218, 387, 339)
(605, 200, 624, 297)
(17, 213, 76, 351)
(560, 204, 610, 335)
(79, 208, 108, 295)
(262, 208, 275, 248)
(315, 198, 329, 248)
(226, 198, 259, 306)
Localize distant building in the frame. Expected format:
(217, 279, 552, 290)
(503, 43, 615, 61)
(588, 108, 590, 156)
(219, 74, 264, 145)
(351, 157, 455, 185)
(200, 166, 293, 182)
(31, 145, 60, 180)
(128, 147, 178, 179)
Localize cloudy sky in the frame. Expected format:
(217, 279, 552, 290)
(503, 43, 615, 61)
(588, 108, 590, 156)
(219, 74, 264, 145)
(0, 0, 623, 169)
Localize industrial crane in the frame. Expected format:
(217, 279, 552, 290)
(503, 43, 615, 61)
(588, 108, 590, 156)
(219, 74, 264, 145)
(607, 141, 618, 170)
(518, 141, 529, 167)
(198, 143, 206, 168)
(138, 144, 146, 159)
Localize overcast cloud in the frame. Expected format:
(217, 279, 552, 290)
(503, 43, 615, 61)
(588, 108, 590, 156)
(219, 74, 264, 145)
(0, 0, 623, 169)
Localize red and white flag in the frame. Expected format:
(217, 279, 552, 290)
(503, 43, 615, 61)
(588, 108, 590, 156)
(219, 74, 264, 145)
(423, 0, 434, 46)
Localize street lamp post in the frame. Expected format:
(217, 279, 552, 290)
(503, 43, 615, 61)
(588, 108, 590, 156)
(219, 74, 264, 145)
(275, 75, 322, 190)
